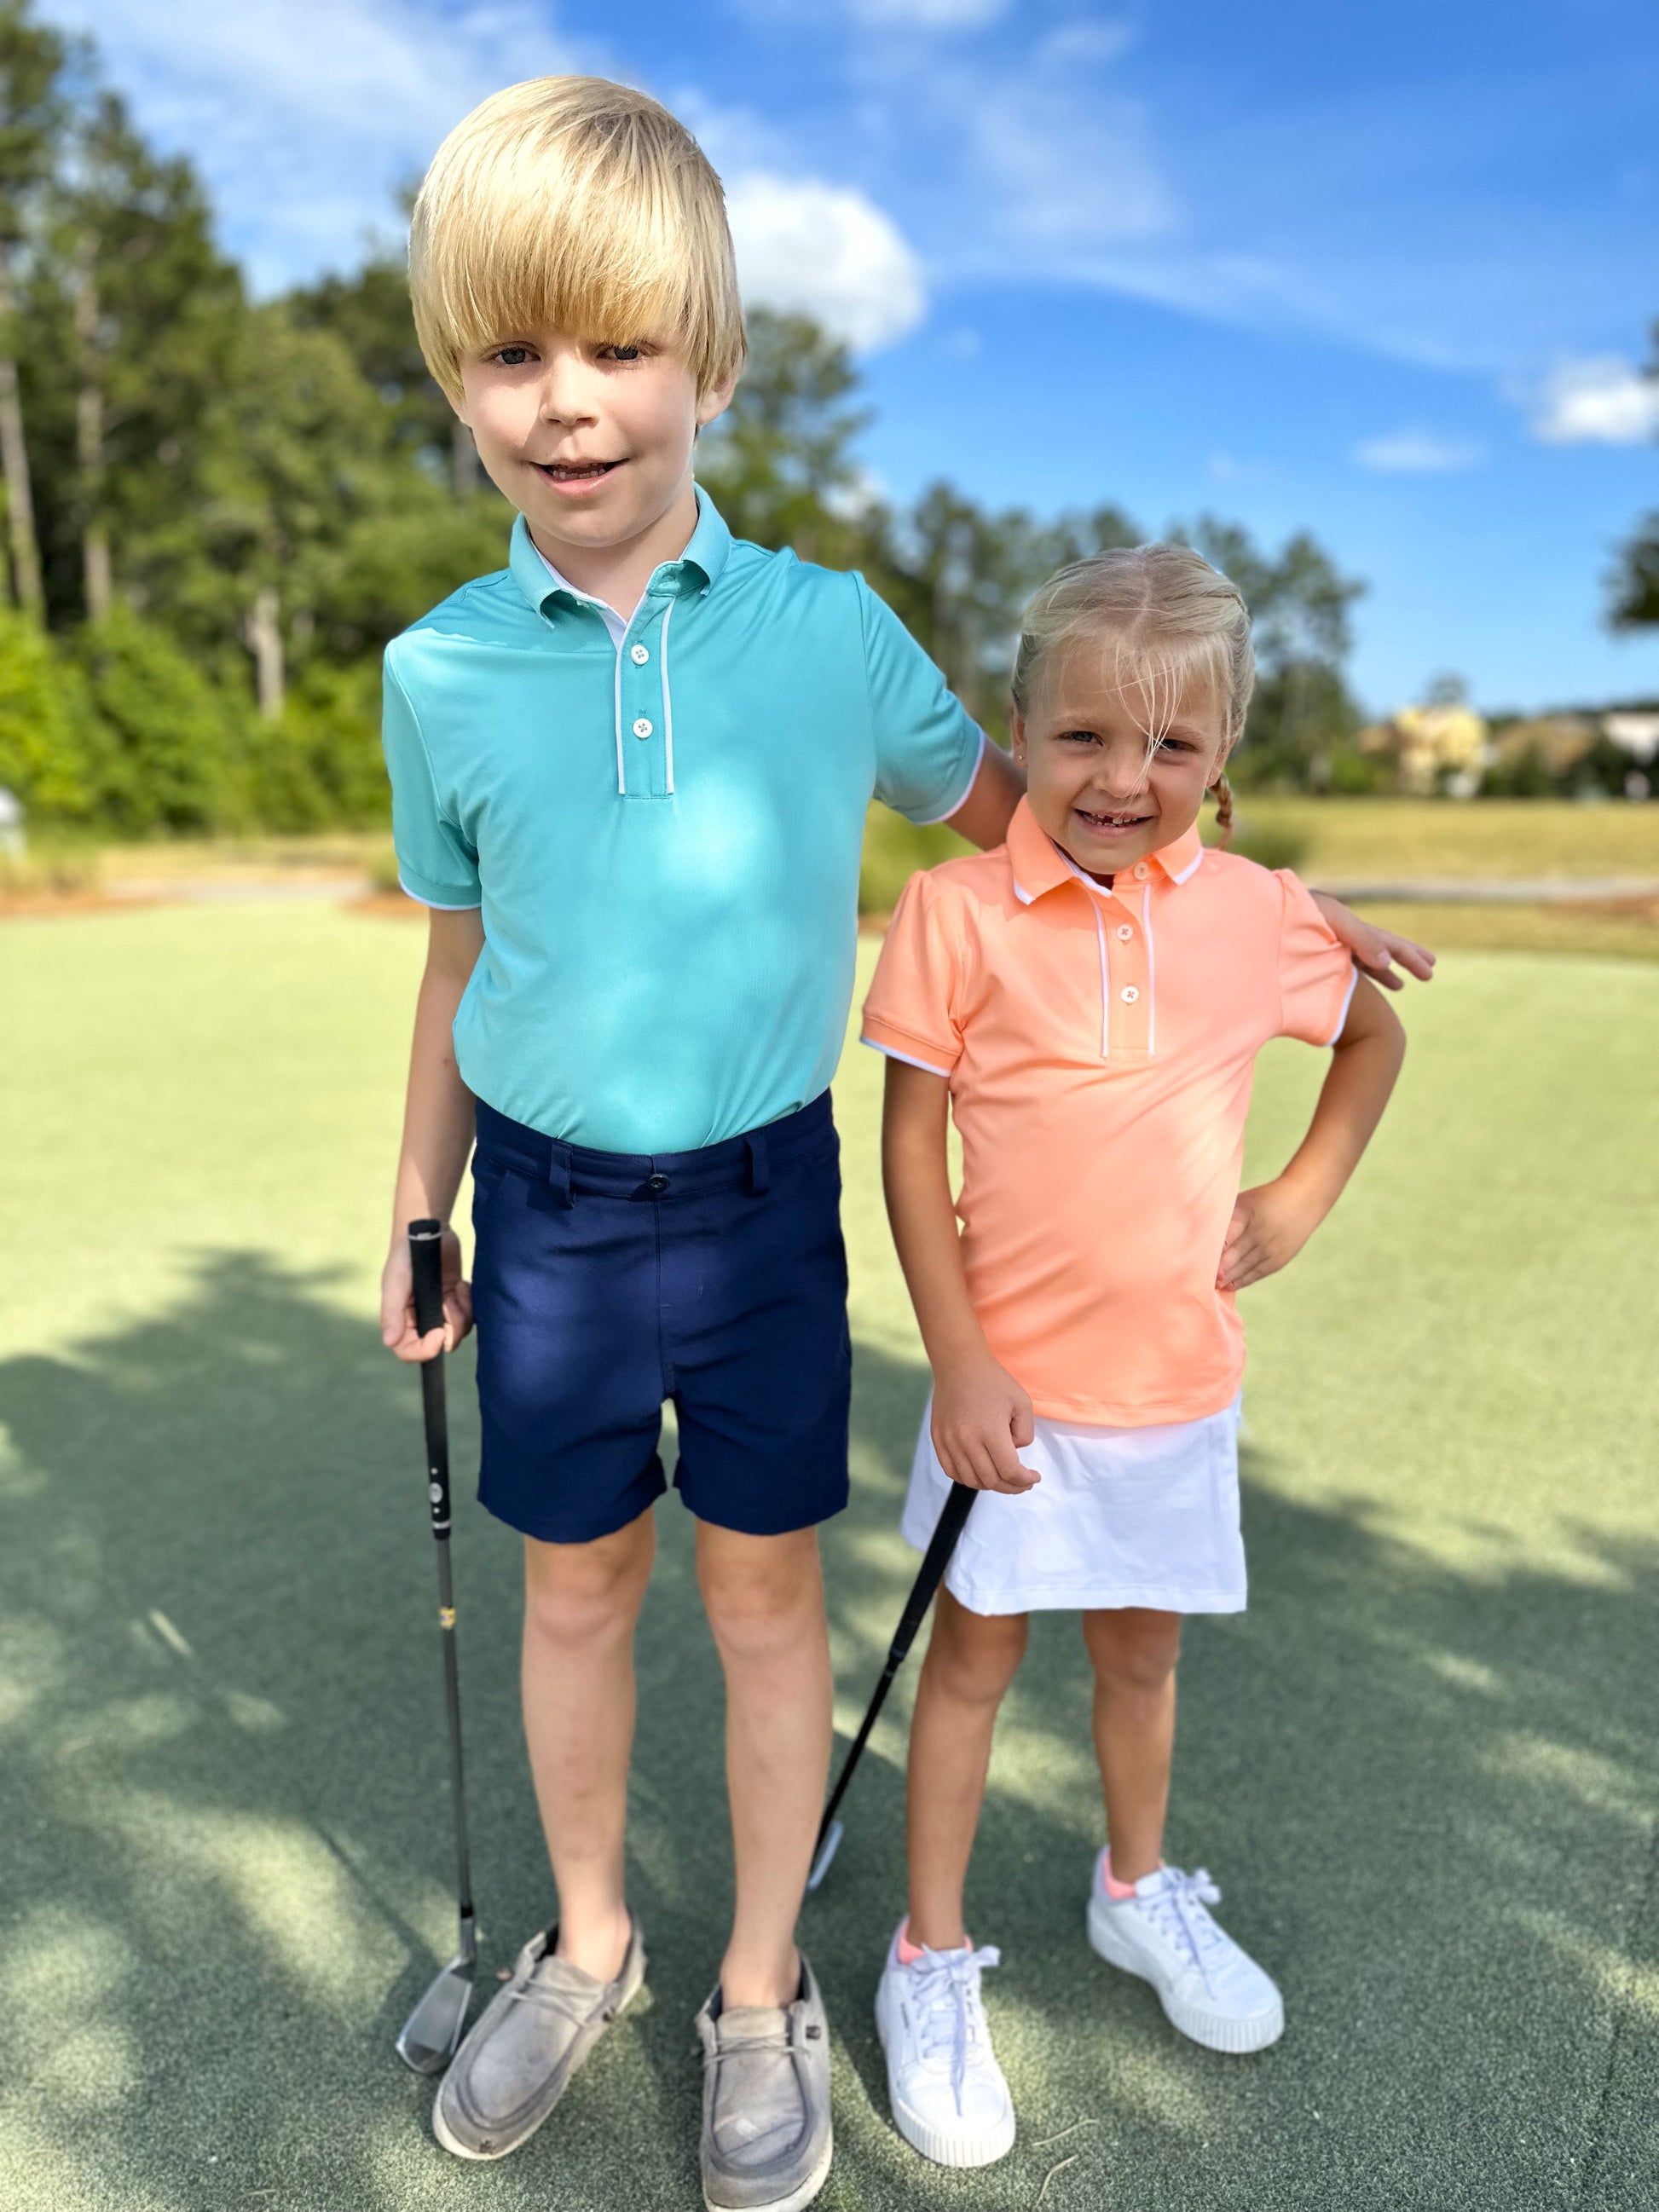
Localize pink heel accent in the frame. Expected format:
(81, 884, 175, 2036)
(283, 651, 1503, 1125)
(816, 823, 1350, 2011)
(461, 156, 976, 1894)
(897, 1916, 971, 1964)
(1101, 1849, 1159, 1901)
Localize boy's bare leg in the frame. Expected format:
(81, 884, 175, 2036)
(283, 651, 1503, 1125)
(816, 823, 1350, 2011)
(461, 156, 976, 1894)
(522, 1512, 656, 1981)
(905, 1587, 1028, 1952)
(696, 1522, 833, 2007)
(1081, 1607, 1182, 1882)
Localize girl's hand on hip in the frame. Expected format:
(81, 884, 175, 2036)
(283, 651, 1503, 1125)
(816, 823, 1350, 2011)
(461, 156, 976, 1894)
(1217, 1180, 1321, 1292)
(380, 1226, 474, 1361)
(931, 1354, 1040, 1493)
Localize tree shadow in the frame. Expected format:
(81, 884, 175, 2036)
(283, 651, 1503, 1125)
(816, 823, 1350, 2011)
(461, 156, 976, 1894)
(3, 1262, 1656, 2209)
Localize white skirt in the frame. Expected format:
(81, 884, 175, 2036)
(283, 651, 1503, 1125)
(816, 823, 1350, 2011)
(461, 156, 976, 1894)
(900, 1394, 1246, 1618)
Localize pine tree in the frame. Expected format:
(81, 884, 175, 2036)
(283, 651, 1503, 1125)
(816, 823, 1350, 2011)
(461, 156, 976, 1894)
(0, 0, 68, 619)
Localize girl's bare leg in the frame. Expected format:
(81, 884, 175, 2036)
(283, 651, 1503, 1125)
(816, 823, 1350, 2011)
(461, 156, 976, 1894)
(905, 1588, 1028, 1951)
(1081, 1607, 1182, 1882)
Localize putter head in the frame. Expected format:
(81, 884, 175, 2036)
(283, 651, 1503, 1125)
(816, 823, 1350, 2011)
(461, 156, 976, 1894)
(396, 1952, 477, 2075)
(806, 1819, 843, 1893)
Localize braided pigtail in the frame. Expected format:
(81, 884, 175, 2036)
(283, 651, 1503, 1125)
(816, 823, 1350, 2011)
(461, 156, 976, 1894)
(1210, 770, 1234, 846)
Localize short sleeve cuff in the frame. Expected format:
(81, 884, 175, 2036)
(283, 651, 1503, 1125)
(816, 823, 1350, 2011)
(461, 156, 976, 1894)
(906, 726, 986, 828)
(396, 862, 482, 910)
(1320, 967, 1359, 1048)
(859, 1012, 960, 1077)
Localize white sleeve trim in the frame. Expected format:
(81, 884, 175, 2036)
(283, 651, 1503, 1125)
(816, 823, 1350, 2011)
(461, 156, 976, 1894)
(1321, 968, 1360, 1048)
(911, 726, 987, 828)
(859, 1036, 954, 1078)
(399, 873, 482, 912)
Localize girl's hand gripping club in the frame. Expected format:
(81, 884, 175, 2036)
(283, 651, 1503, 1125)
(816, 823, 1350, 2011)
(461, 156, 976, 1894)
(394, 1220, 479, 2075)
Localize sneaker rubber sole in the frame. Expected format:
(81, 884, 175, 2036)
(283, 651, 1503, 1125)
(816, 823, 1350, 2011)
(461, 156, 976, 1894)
(1086, 1894, 1284, 2054)
(874, 1978, 1016, 2169)
(702, 2128, 834, 2212)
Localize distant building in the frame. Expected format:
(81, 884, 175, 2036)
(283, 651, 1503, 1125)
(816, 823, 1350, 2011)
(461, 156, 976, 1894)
(1488, 714, 1598, 780)
(1603, 713, 1659, 764)
(1359, 704, 1489, 795)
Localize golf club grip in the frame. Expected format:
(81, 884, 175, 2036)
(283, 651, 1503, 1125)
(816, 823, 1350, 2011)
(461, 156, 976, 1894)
(408, 1222, 451, 1537)
(408, 1218, 446, 1338)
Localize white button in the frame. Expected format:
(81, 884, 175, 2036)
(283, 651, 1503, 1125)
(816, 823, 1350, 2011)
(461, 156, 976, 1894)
(630, 643, 650, 664)
(632, 717, 653, 738)
(1116, 923, 1133, 940)
(1120, 985, 1140, 1003)
(1133, 862, 1150, 879)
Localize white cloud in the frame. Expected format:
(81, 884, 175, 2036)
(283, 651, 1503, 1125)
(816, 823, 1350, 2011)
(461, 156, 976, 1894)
(844, 0, 1008, 22)
(934, 42, 1170, 259)
(725, 173, 926, 351)
(1351, 430, 1485, 474)
(37, 0, 581, 288)
(1530, 357, 1659, 444)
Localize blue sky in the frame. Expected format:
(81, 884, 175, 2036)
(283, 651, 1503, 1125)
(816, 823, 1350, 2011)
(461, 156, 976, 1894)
(37, 0, 1659, 713)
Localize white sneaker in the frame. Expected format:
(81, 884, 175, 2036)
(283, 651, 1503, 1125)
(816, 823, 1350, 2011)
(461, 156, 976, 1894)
(1086, 1852, 1284, 2053)
(874, 1923, 1016, 2168)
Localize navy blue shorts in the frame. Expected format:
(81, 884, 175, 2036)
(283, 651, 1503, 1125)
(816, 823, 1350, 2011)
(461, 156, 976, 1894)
(470, 1092, 851, 1544)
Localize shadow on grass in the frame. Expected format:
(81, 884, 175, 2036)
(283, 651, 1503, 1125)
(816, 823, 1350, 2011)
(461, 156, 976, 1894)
(2, 1258, 1656, 2211)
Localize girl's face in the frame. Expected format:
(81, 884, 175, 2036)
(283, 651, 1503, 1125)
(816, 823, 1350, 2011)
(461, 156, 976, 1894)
(1010, 640, 1228, 880)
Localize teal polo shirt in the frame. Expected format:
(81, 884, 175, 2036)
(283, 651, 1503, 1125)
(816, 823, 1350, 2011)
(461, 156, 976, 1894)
(382, 491, 984, 1152)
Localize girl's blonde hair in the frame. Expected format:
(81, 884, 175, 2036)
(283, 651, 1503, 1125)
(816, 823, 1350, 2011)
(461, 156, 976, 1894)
(410, 77, 747, 404)
(1011, 545, 1255, 840)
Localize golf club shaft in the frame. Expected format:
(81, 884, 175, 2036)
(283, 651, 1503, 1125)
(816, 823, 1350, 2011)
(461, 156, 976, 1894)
(410, 1221, 476, 1957)
(812, 1480, 978, 1855)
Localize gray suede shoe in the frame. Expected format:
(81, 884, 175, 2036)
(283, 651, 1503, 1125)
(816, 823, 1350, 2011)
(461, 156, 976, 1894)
(432, 1920, 645, 2161)
(696, 1956, 833, 2212)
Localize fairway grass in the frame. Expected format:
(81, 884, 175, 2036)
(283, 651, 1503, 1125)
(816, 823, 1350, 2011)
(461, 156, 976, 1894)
(3, 904, 1658, 2211)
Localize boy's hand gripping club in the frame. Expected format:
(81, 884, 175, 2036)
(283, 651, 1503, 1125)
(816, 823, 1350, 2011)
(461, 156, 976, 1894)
(806, 1479, 978, 1891)
(394, 1221, 479, 2075)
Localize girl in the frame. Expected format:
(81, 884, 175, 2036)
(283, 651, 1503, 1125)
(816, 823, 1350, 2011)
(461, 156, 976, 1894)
(858, 546, 1405, 2169)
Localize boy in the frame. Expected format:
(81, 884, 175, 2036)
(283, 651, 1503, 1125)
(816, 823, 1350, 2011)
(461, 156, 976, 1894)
(378, 76, 1426, 2209)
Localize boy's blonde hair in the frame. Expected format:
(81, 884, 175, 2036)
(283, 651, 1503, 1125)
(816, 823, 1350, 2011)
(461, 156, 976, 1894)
(1011, 545, 1255, 838)
(410, 77, 747, 404)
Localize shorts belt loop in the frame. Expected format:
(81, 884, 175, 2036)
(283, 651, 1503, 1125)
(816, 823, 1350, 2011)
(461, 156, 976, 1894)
(546, 1138, 574, 1208)
(745, 1129, 770, 1197)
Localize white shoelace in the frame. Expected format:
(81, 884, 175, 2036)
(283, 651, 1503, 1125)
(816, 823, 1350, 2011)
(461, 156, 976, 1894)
(908, 1944, 1001, 2107)
(1135, 1868, 1229, 1995)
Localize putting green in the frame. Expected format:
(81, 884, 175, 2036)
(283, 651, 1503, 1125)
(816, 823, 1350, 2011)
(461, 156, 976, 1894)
(3, 902, 1656, 2211)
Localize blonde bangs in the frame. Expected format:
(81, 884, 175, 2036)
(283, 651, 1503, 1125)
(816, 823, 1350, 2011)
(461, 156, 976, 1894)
(411, 78, 746, 401)
(1090, 628, 1234, 747)
(1014, 546, 1257, 754)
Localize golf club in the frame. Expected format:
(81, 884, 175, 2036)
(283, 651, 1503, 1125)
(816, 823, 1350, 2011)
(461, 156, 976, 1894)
(394, 1218, 479, 2076)
(806, 1478, 978, 1891)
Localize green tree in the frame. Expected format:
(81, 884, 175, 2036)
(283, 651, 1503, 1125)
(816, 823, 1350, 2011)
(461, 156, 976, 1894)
(140, 303, 497, 713)
(1608, 321, 1658, 630)
(696, 309, 873, 567)
(286, 246, 482, 494)
(68, 603, 243, 832)
(23, 84, 245, 629)
(0, 601, 90, 811)
(0, 0, 70, 618)
(883, 487, 1137, 732)
(1184, 517, 1366, 788)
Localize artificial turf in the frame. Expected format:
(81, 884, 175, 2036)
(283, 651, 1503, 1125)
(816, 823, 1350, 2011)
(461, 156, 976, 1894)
(3, 901, 1657, 2211)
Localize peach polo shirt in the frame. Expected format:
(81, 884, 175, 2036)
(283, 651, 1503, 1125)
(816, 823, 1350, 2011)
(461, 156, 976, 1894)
(861, 796, 1356, 1425)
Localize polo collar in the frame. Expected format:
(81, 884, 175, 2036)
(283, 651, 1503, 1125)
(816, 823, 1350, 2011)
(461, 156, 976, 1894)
(1006, 795, 1205, 905)
(509, 487, 733, 618)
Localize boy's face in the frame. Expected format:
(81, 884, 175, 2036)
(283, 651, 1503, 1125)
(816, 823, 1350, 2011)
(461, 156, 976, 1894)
(456, 327, 735, 561)
(1011, 642, 1227, 880)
